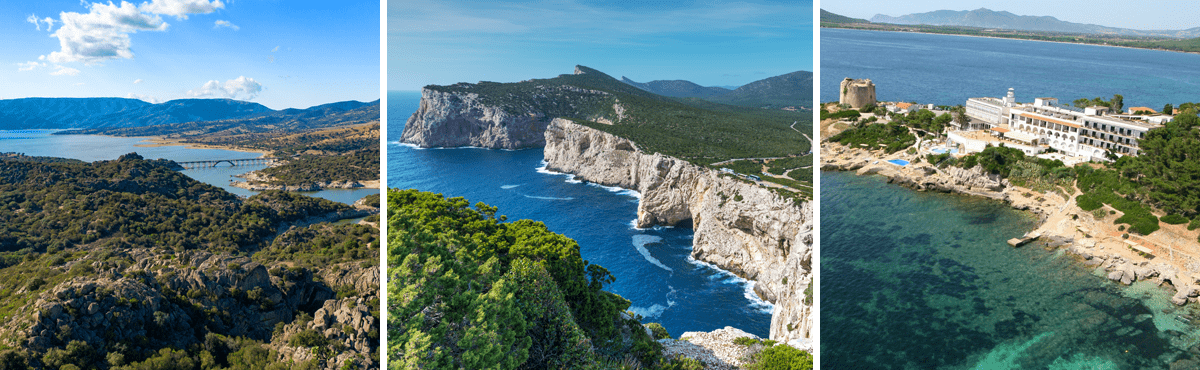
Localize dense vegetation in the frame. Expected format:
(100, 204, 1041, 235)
(828, 122, 916, 153)
(390, 189, 746, 369)
(826, 107, 952, 153)
(258, 150, 379, 185)
(0, 154, 380, 369)
(0, 154, 351, 254)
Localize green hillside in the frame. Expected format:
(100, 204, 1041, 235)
(439, 66, 809, 163)
(820, 9, 868, 24)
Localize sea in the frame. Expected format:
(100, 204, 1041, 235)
(0, 130, 375, 205)
(821, 28, 1200, 107)
(387, 90, 773, 337)
(821, 29, 1200, 369)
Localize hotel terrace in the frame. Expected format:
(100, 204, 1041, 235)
(959, 89, 1168, 162)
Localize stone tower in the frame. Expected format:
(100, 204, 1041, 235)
(839, 78, 876, 109)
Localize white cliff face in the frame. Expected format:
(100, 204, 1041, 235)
(400, 88, 549, 149)
(544, 118, 813, 342)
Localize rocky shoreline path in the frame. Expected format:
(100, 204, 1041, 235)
(821, 141, 1200, 308)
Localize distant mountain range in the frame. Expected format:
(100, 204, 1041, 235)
(868, 8, 1200, 39)
(620, 70, 812, 109)
(820, 9, 868, 24)
(0, 98, 375, 130)
(62, 100, 379, 137)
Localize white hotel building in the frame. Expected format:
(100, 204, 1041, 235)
(957, 89, 1162, 161)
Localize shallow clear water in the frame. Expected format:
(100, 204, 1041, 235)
(387, 91, 772, 336)
(821, 171, 1200, 369)
(821, 28, 1200, 107)
(0, 130, 375, 205)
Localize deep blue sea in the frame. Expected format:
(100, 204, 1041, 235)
(821, 28, 1200, 107)
(387, 90, 772, 337)
(822, 171, 1200, 369)
(0, 130, 375, 205)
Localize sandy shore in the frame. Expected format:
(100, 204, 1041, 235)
(132, 137, 272, 157)
(822, 141, 1200, 306)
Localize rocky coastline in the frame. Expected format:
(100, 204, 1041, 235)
(821, 141, 1200, 307)
(399, 87, 815, 345)
(231, 170, 379, 191)
(544, 118, 813, 343)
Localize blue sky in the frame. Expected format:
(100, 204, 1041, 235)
(1, 0, 379, 110)
(823, 0, 1200, 31)
(389, 0, 813, 91)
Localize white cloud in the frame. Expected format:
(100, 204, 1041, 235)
(50, 65, 81, 76)
(133, 78, 143, 84)
(17, 61, 46, 71)
(214, 19, 238, 30)
(46, 2, 168, 65)
(27, 14, 57, 31)
(186, 76, 262, 100)
(41, 0, 225, 65)
(139, 0, 224, 20)
(271, 46, 279, 52)
(127, 93, 161, 103)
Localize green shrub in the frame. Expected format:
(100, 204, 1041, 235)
(646, 323, 670, 340)
(289, 329, 328, 348)
(1189, 218, 1200, 231)
(1162, 214, 1189, 225)
(746, 345, 813, 370)
(733, 337, 760, 346)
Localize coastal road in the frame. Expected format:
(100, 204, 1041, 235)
(705, 120, 811, 165)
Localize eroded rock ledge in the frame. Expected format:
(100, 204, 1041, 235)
(543, 118, 813, 342)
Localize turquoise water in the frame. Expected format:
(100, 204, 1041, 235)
(0, 130, 375, 205)
(821, 28, 1200, 107)
(387, 91, 773, 336)
(821, 171, 1200, 369)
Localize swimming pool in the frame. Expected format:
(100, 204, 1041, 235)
(887, 159, 910, 166)
(929, 148, 958, 154)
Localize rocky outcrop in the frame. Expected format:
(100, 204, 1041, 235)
(3, 247, 379, 369)
(661, 326, 813, 369)
(400, 88, 551, 149)
(821, 144, 1009, 200)
(543, 118, 813, 342)
(232, 171, 376, 191)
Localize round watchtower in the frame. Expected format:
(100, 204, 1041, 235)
(839, 78, 876, 109)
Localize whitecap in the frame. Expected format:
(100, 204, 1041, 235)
(629, 304, 670, 319)
(632, 235, 672, 272)
(687, 255, 774, 314)
(501, 185, 521, 189)
(523, 195, 575, 201)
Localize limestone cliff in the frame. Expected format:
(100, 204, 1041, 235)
(400, 88, 549, 149)
(543, 118, 813, 342)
